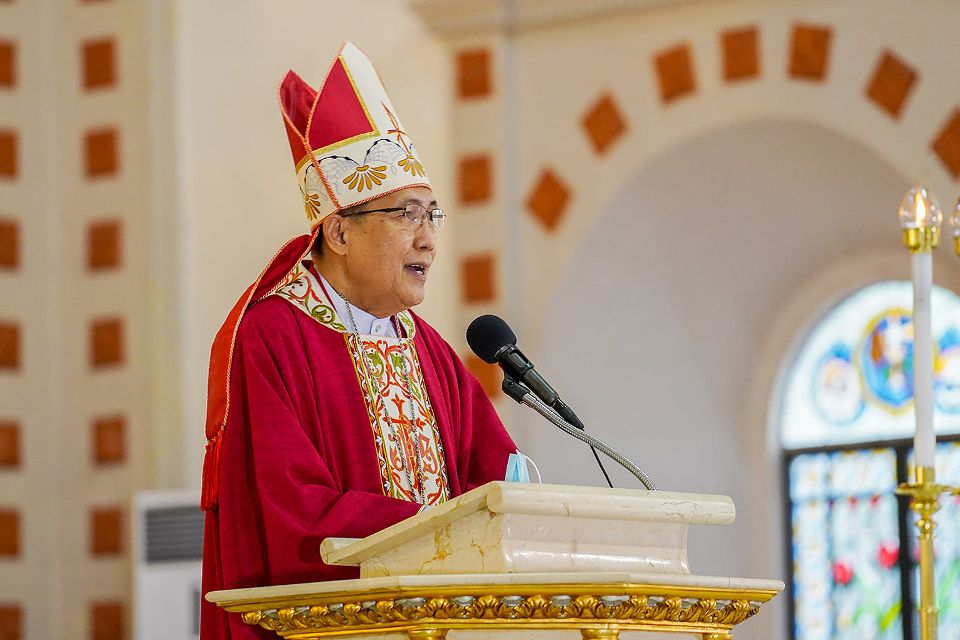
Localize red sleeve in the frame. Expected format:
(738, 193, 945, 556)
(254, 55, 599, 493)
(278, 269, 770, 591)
(216, 313, 421, 588)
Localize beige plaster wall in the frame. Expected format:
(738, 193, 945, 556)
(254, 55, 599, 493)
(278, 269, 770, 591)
(1, 0, 155, 636)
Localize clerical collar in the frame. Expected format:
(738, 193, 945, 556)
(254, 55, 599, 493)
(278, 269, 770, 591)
(316, 272, 398, 338)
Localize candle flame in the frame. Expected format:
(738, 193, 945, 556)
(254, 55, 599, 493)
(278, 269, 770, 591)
(914, 191, 927, 227)
(898, 185, 942, 232)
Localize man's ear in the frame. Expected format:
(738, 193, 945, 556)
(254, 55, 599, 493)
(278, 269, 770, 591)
(321, 215, 349, 256)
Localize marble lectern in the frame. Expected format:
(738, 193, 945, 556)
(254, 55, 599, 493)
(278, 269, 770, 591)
(207, 482, 783, 640)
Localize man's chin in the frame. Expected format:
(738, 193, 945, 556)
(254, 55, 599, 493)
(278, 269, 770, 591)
(401, 288, 426, 310)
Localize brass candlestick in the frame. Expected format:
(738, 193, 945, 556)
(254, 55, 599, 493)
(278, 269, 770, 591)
(896, 466, 960, 640)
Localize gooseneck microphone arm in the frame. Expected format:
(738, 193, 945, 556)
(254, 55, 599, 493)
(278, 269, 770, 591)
(496, 344, 613, 487)
(502, 377, 657, 491)
(467, 315, 615, 487)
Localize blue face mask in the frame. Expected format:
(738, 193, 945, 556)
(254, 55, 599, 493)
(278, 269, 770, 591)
(505, 450, 533, 483)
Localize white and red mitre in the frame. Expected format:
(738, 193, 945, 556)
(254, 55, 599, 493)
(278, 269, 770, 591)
(279, 41, 433, 227)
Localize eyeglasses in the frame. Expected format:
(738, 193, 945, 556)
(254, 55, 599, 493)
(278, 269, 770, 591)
(341, 202, 446, 230)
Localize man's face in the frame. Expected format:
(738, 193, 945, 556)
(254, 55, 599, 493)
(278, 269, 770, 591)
(339, 186, 439, 317)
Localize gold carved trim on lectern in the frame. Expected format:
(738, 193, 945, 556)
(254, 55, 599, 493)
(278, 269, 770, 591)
(240, 592, 763, 636)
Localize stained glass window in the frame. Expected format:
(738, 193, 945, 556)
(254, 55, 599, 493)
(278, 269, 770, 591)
(789, 449, 901, 639)
(781, 282, 960, 451)
(781, 281, 960, 640)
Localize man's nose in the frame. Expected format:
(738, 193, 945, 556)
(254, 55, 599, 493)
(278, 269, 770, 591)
(415, 222, 437, 253)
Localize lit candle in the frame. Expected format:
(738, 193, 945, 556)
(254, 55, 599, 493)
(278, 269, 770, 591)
(898, 186, 942, 470)
(952, 198, 960, 256)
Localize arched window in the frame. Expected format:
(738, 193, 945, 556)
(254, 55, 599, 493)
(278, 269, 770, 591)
(781, 280, 960, 640)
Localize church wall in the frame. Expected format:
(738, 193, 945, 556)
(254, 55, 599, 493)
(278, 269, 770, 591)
(0, 0, 154, 637)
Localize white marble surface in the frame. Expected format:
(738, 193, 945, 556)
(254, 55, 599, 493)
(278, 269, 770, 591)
(320, 483, 735, 578)
(207, 570, 785, 607)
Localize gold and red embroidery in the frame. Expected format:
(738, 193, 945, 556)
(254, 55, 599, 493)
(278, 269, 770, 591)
(272, 262, 449, 506)
(272, 261, 348, 332)
(348, 336, 449, 505)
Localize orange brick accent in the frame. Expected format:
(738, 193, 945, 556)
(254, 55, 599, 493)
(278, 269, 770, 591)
(654, 44, 696, 103)
(0, 41, 14, 88)
(582, 93, 626, 155)
(465, 354, 501, 397)
(0, 219, 17, 269)
(456, 48, 491, 99)
(90, 318, 124, 368)
(0, 510, 19, 557)
(0, 322, 19, 369)
(93, 416, 125, 464)
(932, 109, 960, 180)
(84, 129, 119, 178)
(88, 220, 121, 270)
(865, 50, 917, 119)
(0, 131, 17, 178)
(461, 254, 496, 303)
(525, 169, 570, 231)
(789, 24, 832, 81)
(722, 27, 759, 82)
(0, 605, 22, 640)
(90, 507, 122, 555)
(0, 422, 19, 468)
(458, 155, 492, 204)
(90, 601, 125, 640)
(82, 39, 116, 90)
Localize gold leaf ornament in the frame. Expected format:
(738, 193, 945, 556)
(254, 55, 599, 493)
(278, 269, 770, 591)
(399, 155, 426, 177)
(240, 592, 764, 634)
(304, 192, 323, 220)
(343, 165, 388, 192)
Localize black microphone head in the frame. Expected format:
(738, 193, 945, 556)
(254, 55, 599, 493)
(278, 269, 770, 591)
(466, 315, 517, 364)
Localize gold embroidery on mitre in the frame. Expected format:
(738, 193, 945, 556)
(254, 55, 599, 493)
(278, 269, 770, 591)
(304, 192, 323, 221)
(381, 103, 427, 179)
(399, 155, 425, 177)
(343, 164, 388, 192)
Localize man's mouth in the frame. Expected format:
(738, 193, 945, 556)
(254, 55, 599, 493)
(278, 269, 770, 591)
(405, 263, 429, 278)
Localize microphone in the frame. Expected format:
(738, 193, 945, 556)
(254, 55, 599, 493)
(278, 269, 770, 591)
(466, 314, 614, 487)
(466, 315, 580, 427)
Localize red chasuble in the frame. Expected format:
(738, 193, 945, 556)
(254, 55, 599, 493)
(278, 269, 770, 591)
(199, 237, 517, 640)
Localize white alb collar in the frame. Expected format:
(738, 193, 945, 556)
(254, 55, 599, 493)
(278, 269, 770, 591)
(317, 272, 398, 338)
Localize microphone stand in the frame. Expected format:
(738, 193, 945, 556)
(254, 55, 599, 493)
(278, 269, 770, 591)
(502, 377, 658, 491)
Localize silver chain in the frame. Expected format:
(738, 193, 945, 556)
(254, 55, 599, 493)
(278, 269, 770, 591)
(342, 299, 428, 505)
